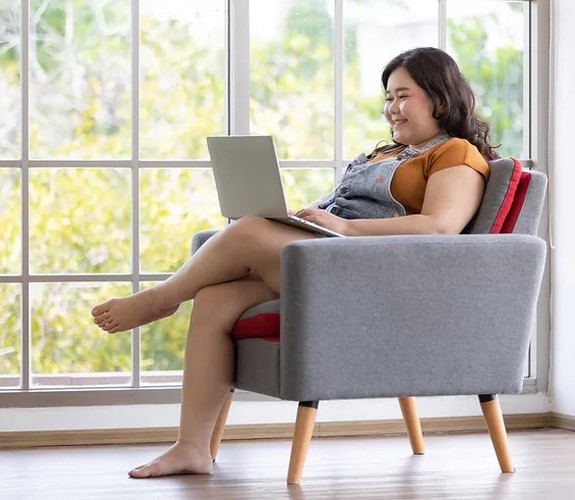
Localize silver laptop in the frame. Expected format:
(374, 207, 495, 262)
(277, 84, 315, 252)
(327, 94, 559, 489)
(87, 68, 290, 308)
(206, 135, 343, 237)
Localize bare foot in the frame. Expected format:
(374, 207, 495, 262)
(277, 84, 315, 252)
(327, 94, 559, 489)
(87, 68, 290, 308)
(129, 442, 213, 478)
(91, 288, 179, 333)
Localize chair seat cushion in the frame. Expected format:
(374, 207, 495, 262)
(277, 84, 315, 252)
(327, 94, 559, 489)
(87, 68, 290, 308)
(232, 300, 281, 342)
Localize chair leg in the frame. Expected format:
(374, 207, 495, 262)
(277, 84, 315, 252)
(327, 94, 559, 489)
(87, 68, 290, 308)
(479, 394, 515, 473)
(287, 401, 319, 485)
(398, 396, 425, 455)
(210, 388, 235, 462)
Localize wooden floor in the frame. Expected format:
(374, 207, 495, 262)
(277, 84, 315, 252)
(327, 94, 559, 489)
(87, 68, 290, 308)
(1, 428, 574, 499)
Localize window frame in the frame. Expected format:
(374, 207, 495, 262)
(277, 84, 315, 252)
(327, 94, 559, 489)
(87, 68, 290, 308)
(0, 0, 548, 408)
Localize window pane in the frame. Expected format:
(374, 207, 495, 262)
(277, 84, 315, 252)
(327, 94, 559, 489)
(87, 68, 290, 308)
(30, 0, 130, 159)
(250, 0, 334, 159)
(29, 168, 131, 274)
(140, 1, 226, 160)
(0, 168, 21, 274)
(139, 168, 224, 273)
(140, 281, 190, 384)
(447, 0, 526, 158)
(0, 284, 21, 388)
(343, 0, 438, 159)
(280, 168, 334, 210)
(31, 282, 132, 387)
(0, 0, 20, 159)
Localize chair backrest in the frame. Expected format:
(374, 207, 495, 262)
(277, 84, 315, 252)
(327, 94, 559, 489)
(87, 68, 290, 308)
(463, 158, 547, 236)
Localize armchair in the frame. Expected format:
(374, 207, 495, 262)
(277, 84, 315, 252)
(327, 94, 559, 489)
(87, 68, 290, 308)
(193, 158, 547, 484)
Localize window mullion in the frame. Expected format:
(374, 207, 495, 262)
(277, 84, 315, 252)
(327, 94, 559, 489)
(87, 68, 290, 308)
(334, 0, 343, 176)
(21, 0, 30, 392)
(438, 0, 447, 49)
(229, 0, 250, 135)
(131, 0, 141, 388)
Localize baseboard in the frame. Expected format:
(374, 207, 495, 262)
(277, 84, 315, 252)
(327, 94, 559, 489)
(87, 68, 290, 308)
(0, 413, 549, 449)
(549, 412, 575, 432)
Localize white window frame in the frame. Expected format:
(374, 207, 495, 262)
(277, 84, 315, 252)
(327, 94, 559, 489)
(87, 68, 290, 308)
(0, 0, 549, 408)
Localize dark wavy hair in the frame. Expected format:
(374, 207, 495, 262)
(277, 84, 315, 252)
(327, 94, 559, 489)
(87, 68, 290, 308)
(376, 47, 499, 160)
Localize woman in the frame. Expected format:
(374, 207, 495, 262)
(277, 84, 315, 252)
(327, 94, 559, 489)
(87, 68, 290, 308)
(91, 47, 497, 478)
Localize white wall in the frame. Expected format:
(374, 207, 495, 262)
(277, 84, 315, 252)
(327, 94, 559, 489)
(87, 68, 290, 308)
(550, 0, 575, 417)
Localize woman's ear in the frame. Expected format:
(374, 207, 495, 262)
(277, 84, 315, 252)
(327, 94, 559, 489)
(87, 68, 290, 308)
(436, 99, 447, 113)
(433, 99, 447, 121)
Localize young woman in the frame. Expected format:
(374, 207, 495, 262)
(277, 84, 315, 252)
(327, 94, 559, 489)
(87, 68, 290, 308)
(91, 47, 498, 478)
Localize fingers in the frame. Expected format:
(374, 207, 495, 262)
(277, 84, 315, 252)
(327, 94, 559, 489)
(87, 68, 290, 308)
(299, 209, 329, 225)
(296, 208, 322, 218)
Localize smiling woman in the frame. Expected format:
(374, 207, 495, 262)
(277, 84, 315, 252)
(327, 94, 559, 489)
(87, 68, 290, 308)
(384, 67, 443, 149)
(86, 46, 501, 479)
(380, 48, 498, 160)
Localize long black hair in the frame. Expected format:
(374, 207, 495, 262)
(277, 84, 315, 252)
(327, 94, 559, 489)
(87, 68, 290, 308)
(376, 47, 499, 160)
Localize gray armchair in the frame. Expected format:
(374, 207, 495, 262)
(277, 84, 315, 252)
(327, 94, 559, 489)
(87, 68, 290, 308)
(193, 158, 547, 484)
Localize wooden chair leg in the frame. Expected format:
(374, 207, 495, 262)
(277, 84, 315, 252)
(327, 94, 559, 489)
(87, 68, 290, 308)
(398, 396, 425, 455)
(210, 388, 235, 462)
(479, 394, 515, 473)
(287, 401, 319, 485)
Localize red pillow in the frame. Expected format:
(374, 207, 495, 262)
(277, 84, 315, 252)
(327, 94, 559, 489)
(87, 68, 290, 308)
(463, 158, 522, 234)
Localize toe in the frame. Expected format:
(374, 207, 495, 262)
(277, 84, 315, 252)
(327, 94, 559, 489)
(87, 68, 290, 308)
(129, 467, 145, 478)
(94, 312, 112, 326)
(91, 302, 110, 317)
(93, 313, 109, 324)
(129, 463, 160, 478)
(91, 306, 102, 317)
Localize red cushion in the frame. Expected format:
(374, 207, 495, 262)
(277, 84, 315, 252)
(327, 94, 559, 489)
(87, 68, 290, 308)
(500, 171, 532, 233)
(232, 312, 280, 342)
(488, 158, 523, 234)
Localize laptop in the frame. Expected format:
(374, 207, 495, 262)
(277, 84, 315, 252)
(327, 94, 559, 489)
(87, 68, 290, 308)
(206, 135, 343, 238)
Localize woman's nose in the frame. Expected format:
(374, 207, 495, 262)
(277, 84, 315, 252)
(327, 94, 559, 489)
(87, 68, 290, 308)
(388, 99, 399, 114)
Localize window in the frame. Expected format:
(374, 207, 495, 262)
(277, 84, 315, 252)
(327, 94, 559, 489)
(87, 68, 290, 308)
(0, 0, 541, 405)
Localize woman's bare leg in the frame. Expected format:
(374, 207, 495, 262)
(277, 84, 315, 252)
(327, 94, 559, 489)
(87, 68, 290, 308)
(92, 217, 313, 333)
(128, 275, 278, 478)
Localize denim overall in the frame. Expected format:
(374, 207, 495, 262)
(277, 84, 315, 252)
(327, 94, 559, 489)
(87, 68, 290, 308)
(317, 134, 451, 220)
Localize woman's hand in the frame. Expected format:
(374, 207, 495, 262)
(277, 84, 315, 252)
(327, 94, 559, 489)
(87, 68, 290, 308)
(294, 208, 349, 236)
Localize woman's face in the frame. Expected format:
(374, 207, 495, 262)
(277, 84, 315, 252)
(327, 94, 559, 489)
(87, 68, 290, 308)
(383, 66, 443, 148)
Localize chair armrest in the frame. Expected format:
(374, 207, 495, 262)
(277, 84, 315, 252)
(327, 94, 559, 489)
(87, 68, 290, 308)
(278, 234, 546, 401)
(191, 229, 220, 255)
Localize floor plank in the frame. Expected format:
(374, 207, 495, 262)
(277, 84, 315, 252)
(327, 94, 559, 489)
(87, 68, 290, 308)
(1, 428, 574, 499)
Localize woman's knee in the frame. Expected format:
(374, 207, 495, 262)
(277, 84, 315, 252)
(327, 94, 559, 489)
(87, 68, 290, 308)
(224, 216, 269, 242)
(193, 279, 276, 331)
(194, 284, 229, 317)
(193, 282, 247, 330)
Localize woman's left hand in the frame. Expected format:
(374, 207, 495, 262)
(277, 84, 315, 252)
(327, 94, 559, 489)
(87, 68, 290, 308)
(295, 208, 349, 235)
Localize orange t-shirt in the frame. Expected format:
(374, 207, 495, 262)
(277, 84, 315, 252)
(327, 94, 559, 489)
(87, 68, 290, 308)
(373, 138, 490, 215)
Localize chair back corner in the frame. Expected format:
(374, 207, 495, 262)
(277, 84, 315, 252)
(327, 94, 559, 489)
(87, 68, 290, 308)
(463, 157, 547, 236)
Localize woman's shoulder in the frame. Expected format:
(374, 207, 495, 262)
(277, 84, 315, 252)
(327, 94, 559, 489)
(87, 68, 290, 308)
(433, 136, 478, 154)
(432, 137, 487, 164)
(427, 137, 489, 178)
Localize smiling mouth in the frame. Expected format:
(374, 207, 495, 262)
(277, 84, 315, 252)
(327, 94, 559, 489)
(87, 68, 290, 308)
(393, 119, 407, 127)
